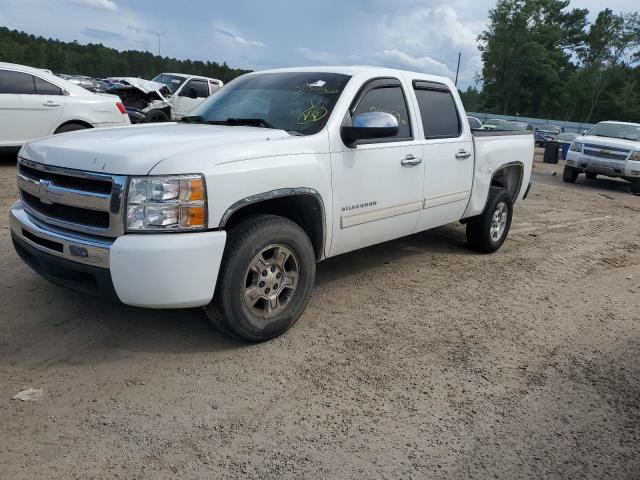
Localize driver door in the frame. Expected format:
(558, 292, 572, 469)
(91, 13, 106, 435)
(330, 78, 424, 256)
(173, 79, 210, 119)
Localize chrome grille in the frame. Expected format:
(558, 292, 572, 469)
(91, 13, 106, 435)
(17, 158, 127, 237)
(583, 143, 630, 161)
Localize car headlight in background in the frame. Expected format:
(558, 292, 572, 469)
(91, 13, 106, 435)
(569, 142, 583, 153)
(126, 175, 207, 231)
(629, 151, 640, 162)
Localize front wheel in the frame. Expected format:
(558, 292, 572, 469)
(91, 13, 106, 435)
(205, 215, 316, 342)
(563, 165, 579, 183)
(466, 187, 513, 253)
(631, 179, 640, 195)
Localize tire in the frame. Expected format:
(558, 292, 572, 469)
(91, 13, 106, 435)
(563, 165, 579, 183)
(631, 179, 640, 195)
(466, 187, 513, 253)
(585, 172, 597, 180)
(143, 109, 170, 123)
(54, 123, 88, 134)
(205, 214, 316, 342)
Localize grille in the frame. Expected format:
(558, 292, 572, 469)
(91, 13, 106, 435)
(21, 191, 110, 228)
(583, 143, 630, 161)
(19, 163, 112, 194)
(17, 159, 126, 237)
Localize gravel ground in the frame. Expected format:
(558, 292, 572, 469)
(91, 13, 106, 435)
(0, 152, 639, 479)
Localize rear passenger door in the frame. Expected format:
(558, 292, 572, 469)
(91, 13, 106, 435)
(412, 81, 474, 232)
(0, 69, 65, 145)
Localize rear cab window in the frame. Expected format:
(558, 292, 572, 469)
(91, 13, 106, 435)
(348, 78, 413, 143)
(413, 80, 461, 139)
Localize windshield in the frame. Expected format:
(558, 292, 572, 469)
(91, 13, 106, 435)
(188, 72, 351, 135)
(587, 122, 640, 141)
(151, 73, 187, 93)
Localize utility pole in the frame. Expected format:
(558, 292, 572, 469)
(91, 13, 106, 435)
(455, 52, 461, 87)
(156, 32, 161, 57)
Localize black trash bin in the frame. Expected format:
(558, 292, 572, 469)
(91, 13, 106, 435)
(543, 141, 559, 164)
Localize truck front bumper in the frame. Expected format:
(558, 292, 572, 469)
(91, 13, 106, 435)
(565, 151, 640, 179)
(10, 201, 226, 308)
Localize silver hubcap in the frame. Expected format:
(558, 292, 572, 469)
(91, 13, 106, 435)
(243, 244, 299, 318)
(490, 201, 508, 242)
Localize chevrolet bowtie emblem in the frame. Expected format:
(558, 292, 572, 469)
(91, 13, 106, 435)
(38, 179, 54, 205)
(600, 149, 610, 155)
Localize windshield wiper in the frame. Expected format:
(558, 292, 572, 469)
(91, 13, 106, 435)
(181, 115, 206, 124)
(207, 118, 276, 129)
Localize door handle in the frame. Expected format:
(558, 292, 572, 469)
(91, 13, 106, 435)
(401, 154, 422, 166)
(455, 149, 472, 160)
(43, 100, 61, 107)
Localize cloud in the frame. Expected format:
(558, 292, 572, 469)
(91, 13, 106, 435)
(375, 49, 453, 77)
(213, 24, 265, 48)
(82, 27, 124, 41)
(69, 0, 118, 12)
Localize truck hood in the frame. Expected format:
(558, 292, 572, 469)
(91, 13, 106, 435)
(578, 135, 640, 151)
(21, 123, 293, 175)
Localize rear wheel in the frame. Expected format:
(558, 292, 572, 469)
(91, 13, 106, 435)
(563, 165, 579, 183)
(585, 172, 597, 180)
(205, 215, 316, 342)
(143, 109, 170, 123)
(54, 123, 89, 134)
(466, 187, 513, 253)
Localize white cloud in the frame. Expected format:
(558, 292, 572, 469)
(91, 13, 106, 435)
(213, 23, 265, 48)
(376, 49, 453, 77)
(69, 0, 118, 12)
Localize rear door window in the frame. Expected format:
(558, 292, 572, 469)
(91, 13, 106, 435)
(413, 82, 461, 139)
(0, 70, 36, 94)
(33, 76, 63, 95)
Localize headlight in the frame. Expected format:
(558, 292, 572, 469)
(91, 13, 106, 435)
(629, 151, 640, 161)
(126, 175, 207, 231)
(569, 142, 583, 153)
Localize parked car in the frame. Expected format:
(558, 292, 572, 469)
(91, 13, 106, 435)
(502, 121, 534, 131)
(535, 125, 564, 146)
(107, 73, 223, 122)
(564, 121, 640, 194)
(10, 66, 534, 341)
(0, 62, 130, 151)
(467, 116, 482, 130)
(483, 118, 507, 130)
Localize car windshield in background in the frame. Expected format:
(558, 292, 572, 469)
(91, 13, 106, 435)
(502, 122, 527, 131)
(151, 74, 187, 93)
(188, 72, 351, 135)
(539, 125, 562, 133)
(588, 123, 640, 141)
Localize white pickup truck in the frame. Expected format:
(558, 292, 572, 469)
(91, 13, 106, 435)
(10, 67, 533, 341)
(564, 121, 640, 194)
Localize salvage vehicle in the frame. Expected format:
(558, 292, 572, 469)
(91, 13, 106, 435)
(10, 67, 534, 341)
(482, 118, 506, 130)
(0, 62, 130, 151)
(534, 124, 563, 146)
(107, 73, 223, 122)
(564, 121, 640, 194)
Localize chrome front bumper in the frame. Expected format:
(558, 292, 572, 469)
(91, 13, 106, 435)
(10, 201, 112, 269)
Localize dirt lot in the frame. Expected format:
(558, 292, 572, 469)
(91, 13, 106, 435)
(0, 152, 639, 479)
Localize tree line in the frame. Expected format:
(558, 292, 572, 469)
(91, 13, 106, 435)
(461, 0, 640, 123)
(0, 27, 249, 83)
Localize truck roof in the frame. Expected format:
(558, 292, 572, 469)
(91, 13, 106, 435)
(248, 66, 457, 88)
(161, 72, 223, 83)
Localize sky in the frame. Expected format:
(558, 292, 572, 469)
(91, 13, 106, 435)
(0, 0, 637, 88)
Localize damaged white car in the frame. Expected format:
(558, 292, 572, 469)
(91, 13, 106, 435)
(107, 73, 223, 122)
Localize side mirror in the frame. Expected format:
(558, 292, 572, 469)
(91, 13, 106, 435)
(341, 112, 399, 146)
